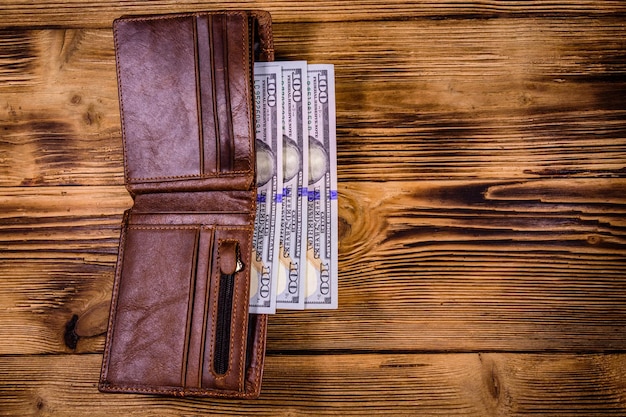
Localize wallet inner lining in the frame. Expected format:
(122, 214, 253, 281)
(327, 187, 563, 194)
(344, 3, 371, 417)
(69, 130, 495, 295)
(118, 14, 253, 184)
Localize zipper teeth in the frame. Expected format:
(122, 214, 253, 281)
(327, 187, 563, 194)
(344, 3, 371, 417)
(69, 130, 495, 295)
(214, 271, 235, 375)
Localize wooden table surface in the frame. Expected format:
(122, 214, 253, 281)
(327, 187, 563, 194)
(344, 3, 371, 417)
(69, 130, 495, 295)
(1, 1, 625, 416)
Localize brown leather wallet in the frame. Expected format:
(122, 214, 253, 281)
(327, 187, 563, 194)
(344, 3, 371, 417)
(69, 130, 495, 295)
(99, 10, 274, 398)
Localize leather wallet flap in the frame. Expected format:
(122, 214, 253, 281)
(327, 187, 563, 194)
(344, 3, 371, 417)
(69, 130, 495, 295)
(114, 11, 272, 194)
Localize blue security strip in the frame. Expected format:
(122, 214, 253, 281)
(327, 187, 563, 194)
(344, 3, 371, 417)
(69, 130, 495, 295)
(308, 189, 321, 201)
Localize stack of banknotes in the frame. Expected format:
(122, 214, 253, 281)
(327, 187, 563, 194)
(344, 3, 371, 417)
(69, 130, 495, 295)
(249, 61, 338, 314)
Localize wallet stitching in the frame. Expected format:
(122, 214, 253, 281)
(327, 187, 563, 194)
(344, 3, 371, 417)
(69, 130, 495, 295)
(113, 24, 130, 187)
(240, 12, 253, 175)
(127, 171, 253, 182)
(99, 211, 129, 384)
(252, 314, 268, 391)
(99, 383, 258, 398)
(192, 18, 205, 176)
(114, 11, 254, 184)
(181, 228, 201, 388)
(210, 230, 248, 391)
(205, 227, 253, 390)
(240, 228, 255, 390)
(249, 11, 275, 61)
(214, 239, 237, 382)
(126, 225, 199, 230)
(106, 10, 268, 398)
(198, 226, 214, 388)
(207, 239, 221, 381)
(102, 225, 255, 395)
(220, 15, 233, 173)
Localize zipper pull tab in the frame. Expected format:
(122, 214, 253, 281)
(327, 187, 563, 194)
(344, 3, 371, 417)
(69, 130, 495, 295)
(235, 241, 244, 273)
(219, 240, 243, 275)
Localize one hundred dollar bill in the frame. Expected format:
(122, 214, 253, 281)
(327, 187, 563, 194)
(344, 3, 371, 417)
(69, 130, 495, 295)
(305, 64, 338, 309)
(250, 63, 283, 314)
(275, 61, 309, 310)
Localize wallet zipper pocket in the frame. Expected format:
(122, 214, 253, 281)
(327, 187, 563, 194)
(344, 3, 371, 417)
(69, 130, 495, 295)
(214, 241, 244, 375)
(214, 271, 234, 375)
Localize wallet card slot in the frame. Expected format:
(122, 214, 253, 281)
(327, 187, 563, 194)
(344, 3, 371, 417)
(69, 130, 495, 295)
(196, 15, 218, 175)
(182, 228, 201, 386)
(128, 188, 256, 228)
(104, 226, 199, 389)
(133, 190, 256, 214)
(211, 14, 234, 173)
(115, 16, 202, 183)
(184, 226, 214, 388)
(196, 13, 253, 177)
(128, 213, 253, 227)
(243, 313, 267, 393)
(225, 13, 254, 175)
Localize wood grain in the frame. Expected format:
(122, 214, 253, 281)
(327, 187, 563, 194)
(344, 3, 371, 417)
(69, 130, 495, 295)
(1, 180, 624, 354)
(0, 29, 121, 186)
(1, 1, 626, 414)
(1, 1, 626, 28)
(277, 19, 626, 181)
(1, 353, 624, 416)
(1, 20, 624, 185)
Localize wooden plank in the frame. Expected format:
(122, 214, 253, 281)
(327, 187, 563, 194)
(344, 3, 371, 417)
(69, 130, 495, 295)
(0, 185, 131, 219)
(0, 353, 624, 416)
(1, 180, 624, 354)
(1, 1, 626, 28)
(1, 20, 625, 185)
(0, 186, 128, 354)
(284, 19, 626, 181)
(1, 3, 624, 416)
(0, 29, 122, 186)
